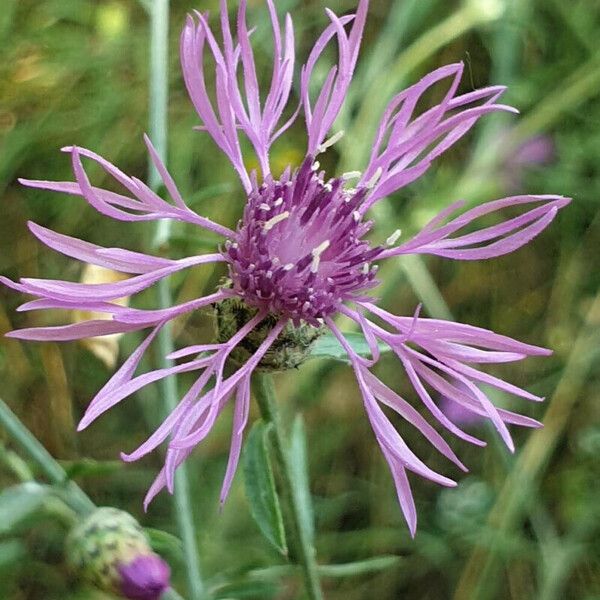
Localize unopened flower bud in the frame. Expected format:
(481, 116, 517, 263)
(119, 554, 171, 600)
(66, 507, 170, 600)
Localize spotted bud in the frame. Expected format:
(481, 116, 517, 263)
(66, 507, 170, 600)
(215, 296, 324, 372)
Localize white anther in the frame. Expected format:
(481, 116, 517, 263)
(310, 240, 330, 273)
(352, 210, 361, 222)
(317, 130, 345, 154)
(342, 170, 362, 181)
(283, 263, 295, 271)
(324, 183, 333, 192)
(259, 203, 271, 211)
(311, 161, 320, 172)
(362, 263, 370, 275)
(386, 229, 402, 246)
(366, 167, 383, 190)
(263, 211, 290, 231)
(311, 240, 330, 257)
(274, 197, 283, 207)
(266, 270, 273, 278)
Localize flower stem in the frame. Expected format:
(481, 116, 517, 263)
(147, 1, 206, 598)
(163, 587, 186, 600)
(0, 398, 95, 516)
(252, 373, 324, 600)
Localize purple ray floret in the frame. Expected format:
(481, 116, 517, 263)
(5, 0, 569, 536)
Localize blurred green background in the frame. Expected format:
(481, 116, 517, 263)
(1, 0, 600, 598)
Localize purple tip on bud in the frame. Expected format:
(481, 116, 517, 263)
(118, 554, 171, 600)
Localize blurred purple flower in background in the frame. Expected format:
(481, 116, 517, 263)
(501, 132, 556, 191)
(439, 381, 486, 428)
(3, 0, 569, 535)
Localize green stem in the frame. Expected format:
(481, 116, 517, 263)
(0, 398, 95, 515)
(147, 2, 206, 599)
(163, 587, 186, 600)
(252, 373, 324, 600)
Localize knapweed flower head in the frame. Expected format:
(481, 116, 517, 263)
(4, 0, 569, 535)
(66, 507, 170, 600)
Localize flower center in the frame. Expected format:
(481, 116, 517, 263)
(224, 158, 382, 325)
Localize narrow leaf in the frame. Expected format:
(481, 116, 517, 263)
(213, 579, 280, 599)
(310, 331, 390, 362)
(63, 458, 123, 479)
(288, 415, 315, 547)
(243, 421, 287, 555)
(318, 555, 401, 577)
(248, 555, 401, 579)
(145, 527, 184, 564)
(0, 482, 57, 535)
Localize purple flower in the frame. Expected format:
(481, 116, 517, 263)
(4, 0, 569, 535)
(439, 381, 485, 427)
(504, 133, 556, 191)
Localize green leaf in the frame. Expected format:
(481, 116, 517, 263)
(318, 556, 401, 578)
(213, 579, 280, 599)
(288, 416, 315, 547)
(145, 527, 184, 563)
(310, 331, 390, 363)
(62, 458, 123, 480)
(0, 482, 57, 535)
(243, 421, 287, 556)
(247, 555, 401, 580)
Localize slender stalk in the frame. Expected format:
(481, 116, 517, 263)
(252, 373, 324, 600)
(147, 2, 206, 598)
(0, 398, 95, 515)
(163, 587, 186, 600)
